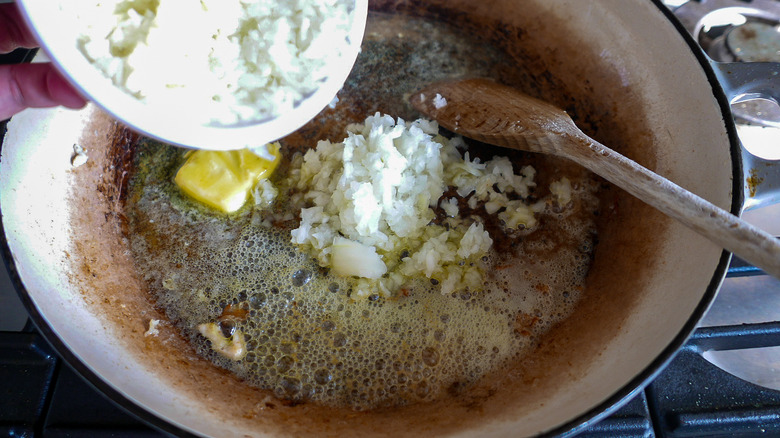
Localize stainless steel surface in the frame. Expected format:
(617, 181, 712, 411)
(726, 21, 780, 63)
(741, 136, 780, 210)
(667, 0, 780, 392)
(672, 0, 780, 61)
(674, 0, 780, 127)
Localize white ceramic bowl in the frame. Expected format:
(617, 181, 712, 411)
(15, 0, 367, 150)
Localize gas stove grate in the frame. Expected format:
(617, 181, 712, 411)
(0, 326, 162, 437)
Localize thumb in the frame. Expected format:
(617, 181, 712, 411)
(0, 62, 87, 120)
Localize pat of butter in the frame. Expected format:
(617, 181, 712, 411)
(175, 143, 281, 213)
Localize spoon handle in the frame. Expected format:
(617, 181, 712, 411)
(564, 132, 780, 278)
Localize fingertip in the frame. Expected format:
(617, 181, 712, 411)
(47, 69, 87, 109)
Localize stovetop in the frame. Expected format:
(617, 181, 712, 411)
(2, 1, 780, 436)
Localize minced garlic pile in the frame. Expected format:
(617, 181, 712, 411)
(77, 0, 354, 125)
(278, 113, 572, 298)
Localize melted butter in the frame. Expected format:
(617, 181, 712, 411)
(126, 139, 598, 410)
(174, 145, 281, 214)
(123, 12, 602, 411)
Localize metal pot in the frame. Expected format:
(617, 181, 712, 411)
(1, 0, 778, 436)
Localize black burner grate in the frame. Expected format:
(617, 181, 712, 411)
(0, 323, 164, 437)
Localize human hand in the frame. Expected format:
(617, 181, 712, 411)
(0, 3, 87, 120)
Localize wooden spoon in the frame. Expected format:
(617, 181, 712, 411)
(412, 78, 780, 279)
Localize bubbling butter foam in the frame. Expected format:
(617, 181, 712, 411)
(126, 142, 599, 410)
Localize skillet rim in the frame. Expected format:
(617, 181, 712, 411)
(0, 0, 743, 435)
